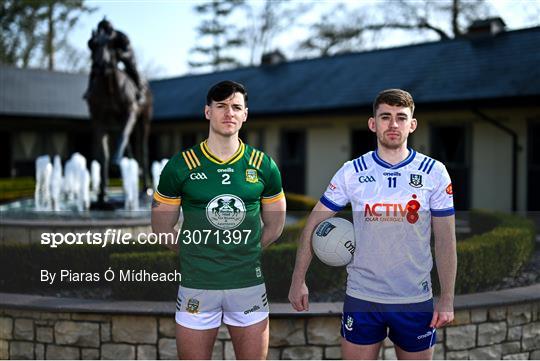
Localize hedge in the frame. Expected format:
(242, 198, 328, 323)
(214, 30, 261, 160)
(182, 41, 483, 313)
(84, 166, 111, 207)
(0, 177, 123, 202)
(276, 193, 316, 243)
(431, 210, 535, 294)
(285, 193, 317, 211)
(468, 209, 502, 236)
(0, 209, 534, 300)
(106, 210, 537, 300)
(0, 242, 161, 291)
(108, 243, 346, 301)
(261, 243, 347, 301)
(109, 251, 178, 301)
(0, 177, 35, 202)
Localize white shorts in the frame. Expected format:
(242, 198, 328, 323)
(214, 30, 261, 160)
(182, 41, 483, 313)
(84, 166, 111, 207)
(175, 283, 269, 330)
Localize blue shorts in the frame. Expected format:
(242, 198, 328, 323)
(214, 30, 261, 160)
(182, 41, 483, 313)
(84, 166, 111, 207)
(341, 295, 436, 352)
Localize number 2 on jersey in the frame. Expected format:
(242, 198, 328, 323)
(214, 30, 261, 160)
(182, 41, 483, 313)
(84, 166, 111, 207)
(222, 174, 231, 185)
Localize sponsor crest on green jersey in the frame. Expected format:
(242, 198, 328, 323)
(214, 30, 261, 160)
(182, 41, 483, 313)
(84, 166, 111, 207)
(206, 194, 246, 230)
(245, 169, 258, 183)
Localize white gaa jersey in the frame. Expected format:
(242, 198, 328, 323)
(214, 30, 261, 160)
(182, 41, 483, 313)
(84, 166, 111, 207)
(320, 149, 454, 304)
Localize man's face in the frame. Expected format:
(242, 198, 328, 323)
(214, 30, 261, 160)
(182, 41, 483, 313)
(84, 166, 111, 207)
(368, 103, 417, 150)
(205, 92, 248, 137)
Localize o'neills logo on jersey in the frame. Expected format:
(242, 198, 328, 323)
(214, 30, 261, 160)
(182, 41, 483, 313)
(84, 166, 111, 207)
(206, 194, 246, 230)
(364, 195, 421, 224)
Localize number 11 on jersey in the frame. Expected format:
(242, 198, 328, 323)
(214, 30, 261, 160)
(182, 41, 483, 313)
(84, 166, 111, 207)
(387, 177, 397, 188)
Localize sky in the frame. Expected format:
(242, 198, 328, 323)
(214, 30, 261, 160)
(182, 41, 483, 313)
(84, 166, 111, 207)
(68, 0, 540, 80)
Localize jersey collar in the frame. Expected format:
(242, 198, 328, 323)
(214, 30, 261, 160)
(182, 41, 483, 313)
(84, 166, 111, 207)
(372, 148, 416, 169)
(200, 139, 245, 165)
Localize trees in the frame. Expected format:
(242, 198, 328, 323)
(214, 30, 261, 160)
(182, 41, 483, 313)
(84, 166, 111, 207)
(189, 0, 246, 71)
(1, 0, 94, 71)
(298, 4, 367, 57)
(243, 0, 310, 65)
(189, 0, 310, 69)
(368, 0, 493, 40)
(1, 1, 42, 68)
(297, 0, 496, 58)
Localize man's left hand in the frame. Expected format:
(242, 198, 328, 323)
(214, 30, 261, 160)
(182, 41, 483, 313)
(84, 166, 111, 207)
(430, 296, 454, 328)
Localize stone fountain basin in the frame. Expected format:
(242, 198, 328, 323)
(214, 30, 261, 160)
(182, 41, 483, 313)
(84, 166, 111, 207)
(0, 197, 151, 244)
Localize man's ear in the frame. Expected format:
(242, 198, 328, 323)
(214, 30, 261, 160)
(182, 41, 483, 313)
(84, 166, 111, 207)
(243, 108, 248, 123)
(410, 118, 418, 133)
(368, 117, 376, 133)
(204, 105, 211, 120)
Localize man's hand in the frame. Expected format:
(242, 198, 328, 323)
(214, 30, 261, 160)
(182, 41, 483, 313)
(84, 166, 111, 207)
(288, 280, 309, 311)
(430, 296, 454, 328)
(288, 201, 336, 312)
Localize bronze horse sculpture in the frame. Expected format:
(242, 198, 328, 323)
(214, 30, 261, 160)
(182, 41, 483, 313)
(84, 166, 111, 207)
(85, 31, 152, 206)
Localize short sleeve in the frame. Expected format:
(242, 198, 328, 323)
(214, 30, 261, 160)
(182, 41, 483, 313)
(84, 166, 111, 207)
(430, 163, 455, 217)
(154, 155, 183, 206)
(261, 156, 284, 204)
(320, 163, 350, 212)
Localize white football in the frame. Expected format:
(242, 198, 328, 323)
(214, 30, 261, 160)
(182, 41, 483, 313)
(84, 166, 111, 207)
(312, 217, 356, 267)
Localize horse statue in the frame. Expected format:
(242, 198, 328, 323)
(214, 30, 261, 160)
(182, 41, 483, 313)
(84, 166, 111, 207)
(85, 31, 153, 207)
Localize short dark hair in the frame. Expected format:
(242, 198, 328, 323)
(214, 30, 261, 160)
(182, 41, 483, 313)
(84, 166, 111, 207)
(373, 89, 415, 116)
(206, 80, 248, 106)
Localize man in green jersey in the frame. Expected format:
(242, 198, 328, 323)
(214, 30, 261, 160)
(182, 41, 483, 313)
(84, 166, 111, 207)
(151, 81, 286, 359)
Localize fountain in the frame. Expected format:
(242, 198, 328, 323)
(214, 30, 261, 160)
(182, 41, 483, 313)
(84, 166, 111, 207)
(91, 160, 101, 197)
(120, 157, 139, 210)
(34, 155, 53, 211)
(0, 153, 155, 244)
(51, 155, 63, 211)
(0, 22, 157, 244)
(151, 159, 168, 192)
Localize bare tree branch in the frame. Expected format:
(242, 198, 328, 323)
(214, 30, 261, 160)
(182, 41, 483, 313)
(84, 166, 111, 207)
(243, 0, 311, 65)
(189, 0, 246, 71)
(0, 0, 95, 70)
(293, 0, 504, 61)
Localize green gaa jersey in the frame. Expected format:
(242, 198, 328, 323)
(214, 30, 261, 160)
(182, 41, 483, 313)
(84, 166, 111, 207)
(154, 139, 284, 290)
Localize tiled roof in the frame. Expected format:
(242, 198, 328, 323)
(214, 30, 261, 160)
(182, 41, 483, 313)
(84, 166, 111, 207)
(2, 26, 539, 120)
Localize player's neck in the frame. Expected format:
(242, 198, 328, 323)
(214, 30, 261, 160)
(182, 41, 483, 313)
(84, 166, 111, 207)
(376, 144, 410, 165)
(206, 133, 241, 160)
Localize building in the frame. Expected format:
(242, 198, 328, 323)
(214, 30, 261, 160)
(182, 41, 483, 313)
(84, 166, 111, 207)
(1, 21, 539, 212)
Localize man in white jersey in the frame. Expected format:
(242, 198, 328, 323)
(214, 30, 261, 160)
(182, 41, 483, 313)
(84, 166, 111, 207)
(288, 89, 457, 359)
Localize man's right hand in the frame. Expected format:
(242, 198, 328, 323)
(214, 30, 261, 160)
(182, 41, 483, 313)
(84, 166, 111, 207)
(288, 280, 309, 311)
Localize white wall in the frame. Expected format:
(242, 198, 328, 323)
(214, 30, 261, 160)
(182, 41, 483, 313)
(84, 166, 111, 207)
(472, 121, 513, 211)
(163, 106, 539, 211)
(306, 125, 351, 198)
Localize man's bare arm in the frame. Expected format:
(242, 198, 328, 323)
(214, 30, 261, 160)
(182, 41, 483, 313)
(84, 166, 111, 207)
(288, 201, 336, 311)
(431, 214, 457, 328)
(151, 199, 180, 252)
(260, 197, 286, 248)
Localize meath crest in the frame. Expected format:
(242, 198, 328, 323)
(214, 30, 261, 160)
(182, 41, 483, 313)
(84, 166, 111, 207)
(186, 298, 200, 314)
(245, 169, 258, 183)
(206, 194, 246, 230)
